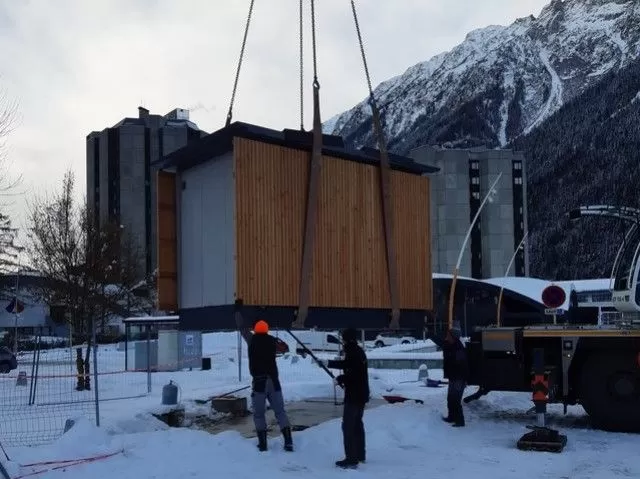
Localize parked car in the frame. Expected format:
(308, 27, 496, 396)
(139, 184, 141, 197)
(0, 346, 17, 373)
(374, 332, 417, 348)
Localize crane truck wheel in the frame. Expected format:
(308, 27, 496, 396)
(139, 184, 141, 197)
(579, 352, 640, 433)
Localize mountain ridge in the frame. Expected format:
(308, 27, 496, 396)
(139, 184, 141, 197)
(326, 0, 640, 154)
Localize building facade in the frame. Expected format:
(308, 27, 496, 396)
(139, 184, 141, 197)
(0, 274, 70, 338)
(409, 145, 529, 279)
(86, 107, 206, 280)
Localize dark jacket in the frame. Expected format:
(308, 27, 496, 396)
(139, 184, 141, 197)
(327, 341, 370, 404)
(248, 333, 282, 392)
(430, 334, 469, 381)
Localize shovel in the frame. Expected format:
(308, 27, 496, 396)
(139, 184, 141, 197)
(194, 385, 251, 405)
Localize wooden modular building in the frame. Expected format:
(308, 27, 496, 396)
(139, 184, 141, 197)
(154, 122, 438, 331)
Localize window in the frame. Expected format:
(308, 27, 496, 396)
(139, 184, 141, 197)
(327, 334, 341, 344)
(513, 162, 522, 170)
(470, 161, 479, 170)
(472, 192, 480, 199)
(471, 177, 480, 184)
(514, 177, 523, 185)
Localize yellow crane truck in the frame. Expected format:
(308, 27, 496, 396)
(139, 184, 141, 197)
(464, 205, 640, 444)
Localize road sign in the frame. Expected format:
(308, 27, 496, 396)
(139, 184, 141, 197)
(541, 284, 566, 309)
(544, 308, 564, 315)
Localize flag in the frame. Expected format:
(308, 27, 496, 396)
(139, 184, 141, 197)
(5, 298, 25, 314)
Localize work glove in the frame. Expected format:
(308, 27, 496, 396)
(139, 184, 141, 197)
(334, 375, 345, 388)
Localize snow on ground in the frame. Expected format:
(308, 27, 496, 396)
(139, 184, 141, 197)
(4, 382, 639, 479)
(0, 332, 421, 446)
(367, 340, 437, 352)
(2, 332, 639, 478)
(367, 351, 442, 360)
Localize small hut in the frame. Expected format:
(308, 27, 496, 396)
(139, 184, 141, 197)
(153, 122, 438, 330)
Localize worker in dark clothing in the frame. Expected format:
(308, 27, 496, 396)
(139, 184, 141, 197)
(326, 328, 370, 469)
(428, 321, 469, 427)
(248, 320, 293, 452)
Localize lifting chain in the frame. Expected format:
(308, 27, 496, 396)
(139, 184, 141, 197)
(225, 0, 255, 127)
(350, 0, 401, 330)
(310, 0, 320, 89)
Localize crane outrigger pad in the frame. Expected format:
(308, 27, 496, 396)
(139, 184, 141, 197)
(516, 426, 567, 453)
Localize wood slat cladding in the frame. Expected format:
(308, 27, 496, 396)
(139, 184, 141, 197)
(234, 137, 432, 310)
(156, 170, 178, 311)
(392, 170, 432, 310)
(234, 137, 307, 306)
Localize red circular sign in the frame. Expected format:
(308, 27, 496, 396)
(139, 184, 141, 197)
(541, 285, 566, 309)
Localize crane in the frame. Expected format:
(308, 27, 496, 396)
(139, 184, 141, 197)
(568, 205, 640, 313)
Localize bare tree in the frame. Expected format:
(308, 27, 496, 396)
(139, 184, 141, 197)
(0, 88, 22, 276)
(25, 169, 151, 390)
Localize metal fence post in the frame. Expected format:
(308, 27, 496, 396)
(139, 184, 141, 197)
(146, 325, 152, 394)
(237, 330, 242, 382)
(93, 321, 100, 428)
(28, 339, 38, 406)
(124, 323, 128, 372)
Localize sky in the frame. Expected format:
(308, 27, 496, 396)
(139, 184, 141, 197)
(0, 0, 550, 241)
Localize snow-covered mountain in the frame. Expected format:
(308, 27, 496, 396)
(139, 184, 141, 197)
(326, 0, 640, 153)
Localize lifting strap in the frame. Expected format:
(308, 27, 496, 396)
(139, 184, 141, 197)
(293, 0, 322, 329)
(350, 0, 400, 329)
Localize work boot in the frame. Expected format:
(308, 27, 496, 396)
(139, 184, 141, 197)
(257, 430, 268, 451)
(335, 458, 358, 469)
(451, 407, 465, 427)
(281, 427, 293, 452)
(442, 415, 454, 423)
(452, 417, 465, 427)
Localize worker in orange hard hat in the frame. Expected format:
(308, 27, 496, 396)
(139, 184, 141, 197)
(254, 320, 269, 334)
(248, 319, 293, 452)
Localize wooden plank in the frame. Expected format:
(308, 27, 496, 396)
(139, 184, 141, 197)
(156, 170, 178, 311)
(233, 137, 432, 310)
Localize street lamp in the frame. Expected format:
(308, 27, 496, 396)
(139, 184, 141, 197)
(447, 172, 503, 330)
(496, 230, 529, 327)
